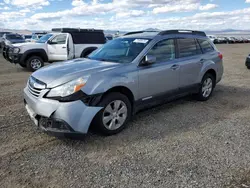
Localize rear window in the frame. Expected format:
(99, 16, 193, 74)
(177, 38, 202, 58)
(71, 32, 106, 44)
(198, 39, 214, 53)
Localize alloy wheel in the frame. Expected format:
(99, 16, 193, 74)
(102, 100, 128, 130)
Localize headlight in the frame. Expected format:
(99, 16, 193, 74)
(46, 76, 89, 98)
(13, 47, 20, 53)
(5, 40, 11, 45)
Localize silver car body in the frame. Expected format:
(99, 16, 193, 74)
(24, 31, 223, 134)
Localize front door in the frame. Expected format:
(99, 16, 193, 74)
(47, 34, 68, 61)
(138, 39, 180, 101)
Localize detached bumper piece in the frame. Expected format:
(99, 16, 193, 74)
(39, 117, 75, 133)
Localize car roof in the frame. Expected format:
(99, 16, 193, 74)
(121, 30, 208, 40)
(122, 32, 159, 39)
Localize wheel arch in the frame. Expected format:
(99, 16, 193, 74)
(21, 49, 48, 64)
(80, 47, 98, 57)
(204, 69, 217, 82)
(101, 86, 135, 107)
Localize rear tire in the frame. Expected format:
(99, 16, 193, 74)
(26, 56, 44, 72)
(195, 73, 215, 101)
(247, 66, 250, 70)
(92, 92, 132, 136)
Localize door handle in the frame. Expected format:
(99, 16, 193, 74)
(199, 59, 205, 63)
(171, 64, 180, 70)
(62, 46, 66, 48)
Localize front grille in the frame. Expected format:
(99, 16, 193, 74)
(27, 76, 46, 98)
(28, 83, 42, 97)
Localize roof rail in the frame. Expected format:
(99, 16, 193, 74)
(51, 28, 103, 33)
(124, 30, 159, 36)
(158, 30, 206, 36)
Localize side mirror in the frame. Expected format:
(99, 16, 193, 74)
(141, 55, 156, 66)
(47, 40, 52, 44)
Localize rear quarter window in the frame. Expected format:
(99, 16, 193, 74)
(197, 39, 214, 53)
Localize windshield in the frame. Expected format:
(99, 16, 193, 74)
(6, 34, 23, 40)
(88, 38, 151, 63)
(36, 34, 53, 43)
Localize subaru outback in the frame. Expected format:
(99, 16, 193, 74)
(24, 30, 223, 136)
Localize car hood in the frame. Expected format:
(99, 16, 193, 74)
(13, 42, 44, 47)
(32, 58, 121, 88)
(9, 39, 25, 43)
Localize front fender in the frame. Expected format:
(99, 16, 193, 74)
(20, 49, 48, 63)
(82, 72, 138, 100)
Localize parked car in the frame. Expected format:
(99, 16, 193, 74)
(0, 32, 12, 50)
(1, 33, 25, 49)
(225, 37, 235, 44)
(235, 37, 244, 43)
(214, 37, 227, 44)
(23, 29, 223, 136)
(23, 35, 32, 42)
(241, 37, 249, 43)
(30, 32, 47, 42)
(105, 34, 113, 41)
(246, 54, 250, 69)
(3, 28, 106, 71)
(208, 35, 216, 43)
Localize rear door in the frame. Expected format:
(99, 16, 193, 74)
(138, 39, 180, 101)
(47, 34, 68, 61)
(177, 38, 203, 90)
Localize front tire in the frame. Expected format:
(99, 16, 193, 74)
(247, 66, 250, 70)
(92, 92, 132, 135)
(195, 73, 215, 101)
(26, 56, 44, 72)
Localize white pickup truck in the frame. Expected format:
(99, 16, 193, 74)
(3, 28, 106, 71)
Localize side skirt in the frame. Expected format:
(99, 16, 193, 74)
(133, 84, 199, 114)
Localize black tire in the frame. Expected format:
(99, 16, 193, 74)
(247, 66, 250, 70)
(26, 56, 44, 72)
(195, 73, 215, 101)
(92, 92, 132, 136)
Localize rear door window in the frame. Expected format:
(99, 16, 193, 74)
(197, 39, 214, 53)
(177, 38, 202, 58)
(147, 39, 175, 63)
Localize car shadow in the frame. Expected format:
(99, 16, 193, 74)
(54, 84, 250, 149)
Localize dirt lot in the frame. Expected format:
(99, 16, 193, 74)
(0, 44, 250, 188)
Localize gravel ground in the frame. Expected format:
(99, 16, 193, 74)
(0, 44, 250, 188)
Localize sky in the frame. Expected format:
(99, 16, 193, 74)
(0, 0, 250, 31)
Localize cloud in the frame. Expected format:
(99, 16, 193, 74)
(4, 0, 49, 8)
(0, 11, 26, 21)
(153, 2, 218, 14)
(116, 10, 145, 18)
(246, 0, 250, 3)
(0, 6, 10, 10)
(199, 4, 218, 11)
(20, 8, 31, 13)
(153, 3, 199, 13)
(2, 0, 250, 31)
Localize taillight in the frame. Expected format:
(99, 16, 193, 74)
(218, 52, 223, 60)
